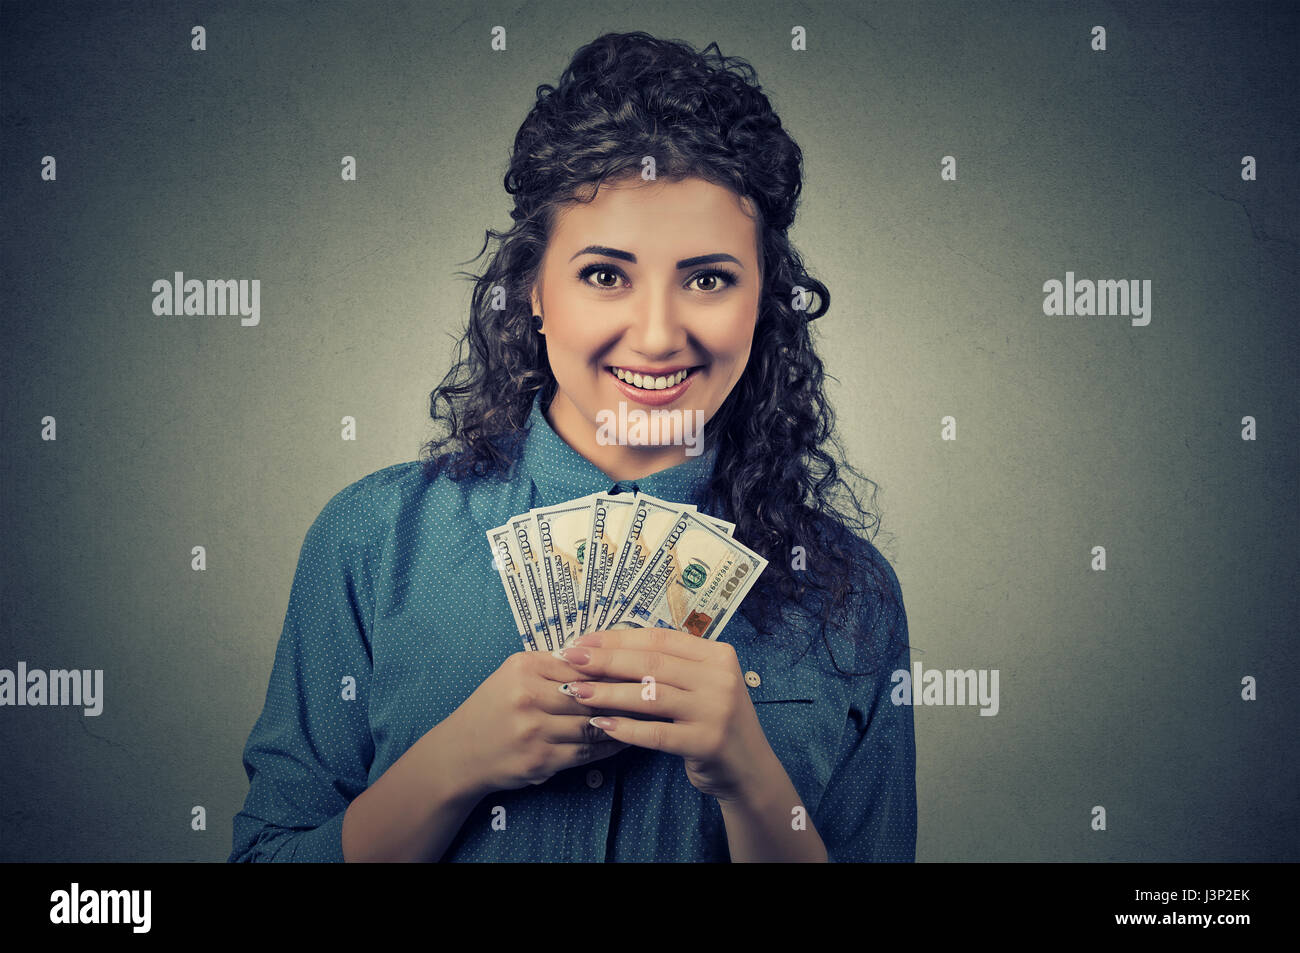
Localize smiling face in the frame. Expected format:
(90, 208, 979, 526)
(529, 174, 763, 482)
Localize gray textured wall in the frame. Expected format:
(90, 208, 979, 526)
(1, 0, 1296, 862)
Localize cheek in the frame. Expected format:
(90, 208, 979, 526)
(704, 305, 758, 357)
(546, 322, 606, 365)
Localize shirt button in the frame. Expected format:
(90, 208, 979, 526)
(585, 769, 604, 788)
(744, 670, 761, 687)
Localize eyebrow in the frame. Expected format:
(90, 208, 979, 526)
(568, 245, 744, 269)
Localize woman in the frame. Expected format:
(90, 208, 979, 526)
(229, 31, 914, 863)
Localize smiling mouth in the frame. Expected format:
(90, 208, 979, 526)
(606, 365, 703, 391)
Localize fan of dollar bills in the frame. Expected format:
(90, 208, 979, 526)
(487, 491, 768, 652)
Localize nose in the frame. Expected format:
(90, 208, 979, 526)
(628, 286, 687, 360)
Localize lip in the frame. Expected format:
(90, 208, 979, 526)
(605, 365, 701, 406)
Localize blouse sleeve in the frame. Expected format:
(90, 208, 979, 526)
(816, 550, 917, 862)
(228, 481, 378, 862)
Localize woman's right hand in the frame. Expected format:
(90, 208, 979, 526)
(436, 648, 631, 798)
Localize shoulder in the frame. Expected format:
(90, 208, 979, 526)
(311, 460, 427, 530)
(292, 462, 425, 570)
(306, 449, 526, 557)
(317, 450, 514, 520)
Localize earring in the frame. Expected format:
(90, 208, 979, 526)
(532, 313, 543, 331)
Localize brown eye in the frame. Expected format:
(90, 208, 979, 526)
(578, 264, 625, 289)
(688, 269, 738, 293)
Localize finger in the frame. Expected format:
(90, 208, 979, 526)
(533, 680, 616, 716)
(520, 646, 603, 685)
(539, 665, 650, 715)
(560, 680, 688, 719)
(552, 739, 633, 767)
(560, 643, 694, 690)
(543, 714, 631, 746)
(585, 715, 687, 757)
(573, 628, 716, 662)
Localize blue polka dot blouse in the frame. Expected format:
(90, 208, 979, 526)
(229, 391, 916, 861)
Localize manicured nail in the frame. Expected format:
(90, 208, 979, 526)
(575, 632, 603, 647)
(560, 647, 591, 664)
(589, 716, 616, 730)
(558, 681, 593, 699)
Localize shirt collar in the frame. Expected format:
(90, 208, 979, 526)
(518, 390, 719, 508)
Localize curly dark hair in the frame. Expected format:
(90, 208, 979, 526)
(420, 31, 900, 675)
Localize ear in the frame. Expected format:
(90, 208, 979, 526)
(530, 286, 544, 333)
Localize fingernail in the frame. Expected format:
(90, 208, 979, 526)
(575, 632, 603, 647)
(558, 681, 593, 699)
(559, 647, 591, 664)
(589, 716, 616, 730)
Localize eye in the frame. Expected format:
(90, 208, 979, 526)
(577, 264, 627, 289)
(576, 264, 740, 293)
(688, 269, 739, 293)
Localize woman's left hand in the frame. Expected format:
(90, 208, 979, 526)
(553, 628, 779, 802)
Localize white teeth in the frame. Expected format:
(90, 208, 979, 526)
(612, 367, 690, 389)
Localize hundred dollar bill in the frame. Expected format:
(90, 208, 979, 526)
(508, 512, 562, 652)
(705, 515, 735, 536)
(594, 495, 698, 631)
(485, 523, 542, 651)
(585, 498, 735, 635)
(606, 509, 766, 640)
(531, 495, 598, 647)
(579, 493, 638, 635)
(603, 510, 733, 623)
(576, 495, 729, 640)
